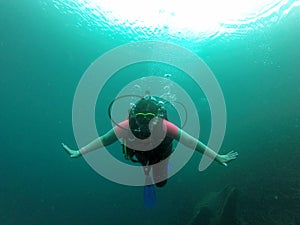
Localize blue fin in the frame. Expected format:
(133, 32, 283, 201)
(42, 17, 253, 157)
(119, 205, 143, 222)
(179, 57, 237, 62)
(144, 184, 156, 207)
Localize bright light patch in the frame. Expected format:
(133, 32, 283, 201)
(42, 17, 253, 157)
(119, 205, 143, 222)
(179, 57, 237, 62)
(53, 0, 299, 40)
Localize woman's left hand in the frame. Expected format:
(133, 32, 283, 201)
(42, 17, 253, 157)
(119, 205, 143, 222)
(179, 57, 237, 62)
(216, 151, 238, 167)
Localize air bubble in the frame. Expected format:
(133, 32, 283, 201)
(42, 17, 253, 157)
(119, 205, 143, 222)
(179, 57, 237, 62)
(134, 84, 141, 89)
(164, 86, 170, 91)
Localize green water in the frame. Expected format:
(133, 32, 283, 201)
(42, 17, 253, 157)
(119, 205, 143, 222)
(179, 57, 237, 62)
(1, 1, 300, 225)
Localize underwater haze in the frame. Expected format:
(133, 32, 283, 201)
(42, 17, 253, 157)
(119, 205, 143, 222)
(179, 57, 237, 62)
(0, 1, 300, 225)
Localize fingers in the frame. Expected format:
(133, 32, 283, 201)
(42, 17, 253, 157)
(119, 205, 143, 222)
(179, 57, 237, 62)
(62, 143, 72, 154)
(223, 151, 238, 164)
(61, 143, 68, 149)
(62, 143, 80, 158)
(228, 151, 238, 158)
(219, 150, 239, 167)
(228, 150, 238, 155)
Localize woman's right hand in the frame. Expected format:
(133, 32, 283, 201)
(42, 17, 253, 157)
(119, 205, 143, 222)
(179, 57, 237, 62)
(61, 143, 81, 158)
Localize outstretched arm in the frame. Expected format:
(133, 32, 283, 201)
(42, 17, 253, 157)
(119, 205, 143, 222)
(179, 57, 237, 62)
(62, 128, 118, 158)
(174, 129, 238, 167)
